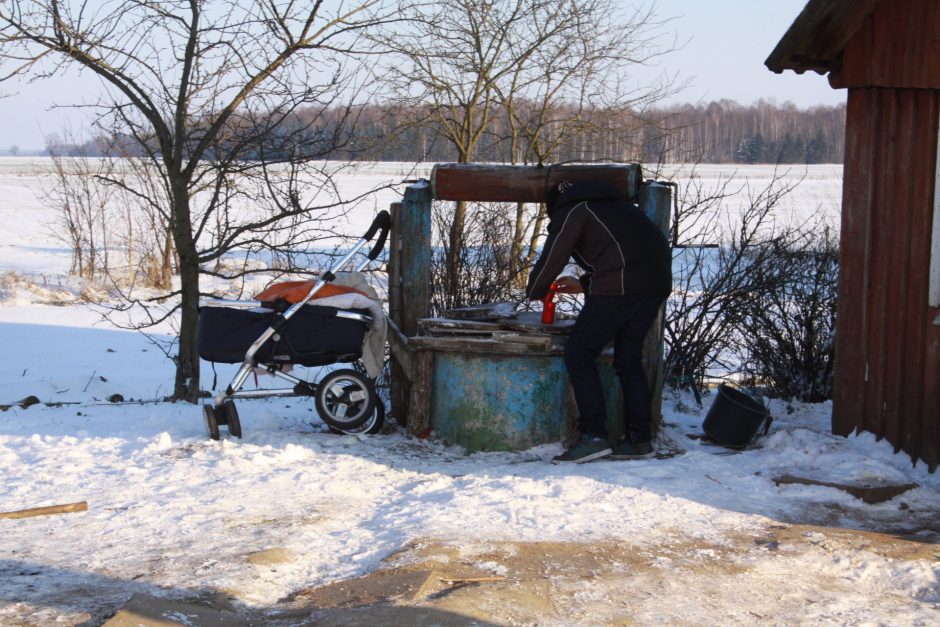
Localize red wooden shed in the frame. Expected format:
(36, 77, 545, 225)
(766, 0, 940, 470)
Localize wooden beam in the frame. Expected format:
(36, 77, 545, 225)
(407, 335, 563, 355)
(0, 501, 88, 519)
(407, 351, 434, 438)
(388, 202, 403, 323)
(772, 475, 917, 504)
(930, 107, 940, 308)
(387, 200, 409, 428)
(431, 163, 642, 203)
(387, 317, 413, 380)
(639, 182, 672, 438)
(399, 182, 433, 336)
(388, 183, 432, 428)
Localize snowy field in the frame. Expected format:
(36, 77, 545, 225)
(1, 158, 939, 625)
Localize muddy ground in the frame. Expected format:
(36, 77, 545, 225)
(98, 521, 939, 626)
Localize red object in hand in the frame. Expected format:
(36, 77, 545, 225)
(541, 281, 559, 324)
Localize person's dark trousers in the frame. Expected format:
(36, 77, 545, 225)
(564, 294, 667, 443)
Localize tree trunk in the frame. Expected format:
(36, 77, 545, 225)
(525, 205, 548, 273)
(510, 201, 527, 289)
(445, 199, 467, 305)
(175, 258, 201, 402)
(170, 184, 201, 402)
(444, 147, 474, 306)
(160, 229, 175, 290)
(126, 203, 136, 286)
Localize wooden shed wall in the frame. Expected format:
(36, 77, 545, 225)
(834, 87, 940, 470)
(831, 0, 940, 89)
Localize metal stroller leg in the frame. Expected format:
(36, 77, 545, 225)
(218, 362, 254, 406)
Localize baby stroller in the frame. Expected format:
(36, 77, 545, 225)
(197, 210, 391, 440)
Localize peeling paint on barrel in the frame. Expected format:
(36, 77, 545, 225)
(431, 353, 567, 452)
(431, 352, 623, 452)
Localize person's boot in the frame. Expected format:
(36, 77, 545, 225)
(551, 435, 612, 464)
(609, 439, 655, 460)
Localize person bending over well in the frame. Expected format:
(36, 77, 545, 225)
(527, 179, 671, 464)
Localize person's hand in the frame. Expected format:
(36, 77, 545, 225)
(554, 275, 583, 294)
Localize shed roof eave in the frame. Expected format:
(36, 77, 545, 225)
(766, 64, 835, 77)
(765, 0, 880, 74)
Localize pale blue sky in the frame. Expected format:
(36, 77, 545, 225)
(658, 0, 843, 108)
(0, 1, 843, 150)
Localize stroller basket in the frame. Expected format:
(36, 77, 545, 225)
(198, 303, 371, 367)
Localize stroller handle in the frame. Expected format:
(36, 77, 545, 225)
(364, 210, 392, 261)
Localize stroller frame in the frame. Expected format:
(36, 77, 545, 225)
(200, 210, 391, 439)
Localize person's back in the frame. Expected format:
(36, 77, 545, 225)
(526, 181, 670, 300)
(574, 197, 671, 297)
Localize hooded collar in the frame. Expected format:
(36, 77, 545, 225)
(546, 180, 622, 216)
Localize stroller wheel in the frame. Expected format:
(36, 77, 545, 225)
(315, 368, 375, 430)
(330, 399, 385, 435)
(203, 404, 221, 441)
(223, 400, 242, 438)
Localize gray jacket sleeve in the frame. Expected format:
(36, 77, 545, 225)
(525, 205, 586, 300)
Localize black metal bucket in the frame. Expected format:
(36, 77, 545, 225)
(702, 384, 772, 447)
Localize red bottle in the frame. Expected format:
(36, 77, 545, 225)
(541, 281, 559, 324)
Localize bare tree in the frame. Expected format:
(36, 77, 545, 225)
(376, 0, 556, 303)
(663, 168, 805, 390)
(494, 0, 678, 286)
(41, 134, 177, 291)
(1, 0, 401, 400)
(646, 100, 846, 164)
(378, 0, 678, 306)
(498, 1, 676, 164)
(734, 227, 839, 402)
(429, 199, 527, 313)
(42, 140, 112, 281)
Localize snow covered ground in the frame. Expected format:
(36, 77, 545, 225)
(1, 158, 938, 625)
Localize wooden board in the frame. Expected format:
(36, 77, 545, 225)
(440, 302, 518, 321)
(499, 311, 575, 335)
(0, 501, 88, 519)
(419, 318, 503, 335)
(772, 475, 918, 505)
(420, 314, 571, 343)
(408, 336, 565, 356)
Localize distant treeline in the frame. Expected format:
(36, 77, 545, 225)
(47, 99, 846, 165)
(649, 100, 846, 164)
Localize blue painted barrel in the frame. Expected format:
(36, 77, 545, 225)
(429, 349, 623, 452)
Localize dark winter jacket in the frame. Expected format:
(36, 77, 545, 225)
(526, 180, 672, 300)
